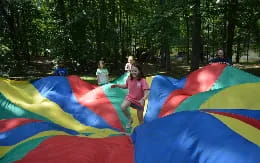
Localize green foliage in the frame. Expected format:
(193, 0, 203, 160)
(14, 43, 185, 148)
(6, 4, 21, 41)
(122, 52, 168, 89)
(0, 0, 259, 76)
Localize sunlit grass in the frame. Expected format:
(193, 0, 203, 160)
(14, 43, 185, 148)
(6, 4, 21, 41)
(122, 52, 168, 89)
(80, 76, 117, 84)
(79, 76, 97, 84)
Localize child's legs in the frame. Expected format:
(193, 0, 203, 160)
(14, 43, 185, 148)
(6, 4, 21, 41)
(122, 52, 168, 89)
(137, 109, 144, 124)
(121, 99, 132, 121)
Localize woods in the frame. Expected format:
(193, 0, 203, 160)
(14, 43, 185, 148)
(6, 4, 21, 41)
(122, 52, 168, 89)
(0, 0, 259, 76)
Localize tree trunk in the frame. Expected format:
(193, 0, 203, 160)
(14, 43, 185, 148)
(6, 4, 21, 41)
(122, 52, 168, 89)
(225, 0, 238, 61)
(110, 0, 119, 71)
(0, 0, 20, 60)
(185, 10, 190, 64)
(165, 44, 171, 71)
(190, 0, 201, 71)
(236, 42, 240, 63)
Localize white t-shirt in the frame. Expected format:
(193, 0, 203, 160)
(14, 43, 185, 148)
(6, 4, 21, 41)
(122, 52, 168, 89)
(125, 63, 132, 71)
(96, 68, 109, 85)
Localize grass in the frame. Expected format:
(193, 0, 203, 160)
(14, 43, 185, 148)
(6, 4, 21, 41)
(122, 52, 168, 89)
(81, 62, 260, 85)
(1, 58, 259, 82)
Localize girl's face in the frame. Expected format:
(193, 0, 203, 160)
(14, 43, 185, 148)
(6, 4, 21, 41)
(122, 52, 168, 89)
(130, 66, 139, 78)
(59, 64, 64, 68)
(99, 61, 104, 68)
(217, 50, 224, 58)
(128, 57, 134, 64)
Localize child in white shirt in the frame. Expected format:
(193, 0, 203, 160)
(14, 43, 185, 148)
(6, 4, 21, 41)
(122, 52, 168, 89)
(96, 60, 109, 85)
(125, 56, 135, 72)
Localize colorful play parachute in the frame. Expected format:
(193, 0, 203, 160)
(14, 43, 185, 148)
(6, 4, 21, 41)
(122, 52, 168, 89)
(0, 73, 135, 163)
(137, 63, 260, 163)
(145, 63, 260, 120)
(0, 63, 259, 163)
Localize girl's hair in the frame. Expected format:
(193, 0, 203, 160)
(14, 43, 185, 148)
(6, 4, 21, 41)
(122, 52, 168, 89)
(98, 60, 105, 68)
(129, 63, 144, 80)
(58, 61, 65, 68)
(128, 55, 134, 60)
(217, 48, 223, 51)
(216, 48, 225, 57)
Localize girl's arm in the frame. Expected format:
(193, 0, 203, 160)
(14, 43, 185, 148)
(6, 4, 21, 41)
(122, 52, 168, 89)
(139, 89, 150, 106)
(106, 70, 109, 83)
(97, 75, 100, 83)
(111, 84, 127, 89)
(143, 90, 150, 100)
(96, 69, 100, 83)
(125, 63, 130, 71)
(106, 74, 109, 83)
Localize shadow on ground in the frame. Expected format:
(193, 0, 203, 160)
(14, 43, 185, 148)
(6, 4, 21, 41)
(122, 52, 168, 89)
(1, 57, 259, 82)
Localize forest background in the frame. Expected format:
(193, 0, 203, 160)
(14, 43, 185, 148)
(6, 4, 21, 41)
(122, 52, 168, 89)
(0, 0, 259, 83)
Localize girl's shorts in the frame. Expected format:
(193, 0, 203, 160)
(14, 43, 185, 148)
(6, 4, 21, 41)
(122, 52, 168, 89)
(130, 103, 143, 110)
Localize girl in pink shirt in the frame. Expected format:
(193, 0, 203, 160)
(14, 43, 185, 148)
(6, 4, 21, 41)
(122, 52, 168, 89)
(111, 63, 150, 129)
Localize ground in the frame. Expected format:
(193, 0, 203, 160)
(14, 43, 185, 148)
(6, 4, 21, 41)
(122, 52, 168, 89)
(3, 57, 260, 83)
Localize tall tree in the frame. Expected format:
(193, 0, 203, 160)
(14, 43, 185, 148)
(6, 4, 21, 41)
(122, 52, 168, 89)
(0, 0, 20, 60)
(190, 0, 201, 71)
(224, 0, 238, 60)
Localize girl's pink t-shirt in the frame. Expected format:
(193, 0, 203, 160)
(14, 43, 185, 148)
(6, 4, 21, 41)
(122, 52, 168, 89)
(126, 77, 149, 106)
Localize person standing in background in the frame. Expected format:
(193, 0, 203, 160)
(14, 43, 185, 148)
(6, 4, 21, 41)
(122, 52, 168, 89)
(96, 60, 109, 85)
(54, 62, 68, 76)
(209, 48, 232, 65)
(125, 56, 135, 72)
